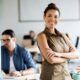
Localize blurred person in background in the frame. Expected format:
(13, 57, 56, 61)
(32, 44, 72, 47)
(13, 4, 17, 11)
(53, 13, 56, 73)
(1, 29, 36, 77)
(29, 30, 36, 45)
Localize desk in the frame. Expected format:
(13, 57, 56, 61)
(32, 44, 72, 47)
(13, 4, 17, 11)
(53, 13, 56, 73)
(3, 73, 40, 80)
(25, 46, 40, 59)
(26, 46, 40, 54)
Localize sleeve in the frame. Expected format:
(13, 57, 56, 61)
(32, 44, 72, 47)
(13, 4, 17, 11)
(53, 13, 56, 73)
(22, 48, 36, 69)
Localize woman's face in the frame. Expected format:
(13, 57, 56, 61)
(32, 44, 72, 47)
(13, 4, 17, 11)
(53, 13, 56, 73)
(44, 9, 60, 29)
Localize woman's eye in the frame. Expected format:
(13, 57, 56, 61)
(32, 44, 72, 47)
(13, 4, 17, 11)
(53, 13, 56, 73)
(54, 15, 58, 18)
(48, 14, 52, 17)
(47, 14, 58, 18)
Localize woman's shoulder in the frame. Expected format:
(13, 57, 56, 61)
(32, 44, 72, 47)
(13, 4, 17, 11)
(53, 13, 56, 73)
(61, 33, 69, 38)
(37, 31, 45, 38)
(37, 32, 47, 42)
(58, 32, 66, 37)
(61, 33, 71, 42)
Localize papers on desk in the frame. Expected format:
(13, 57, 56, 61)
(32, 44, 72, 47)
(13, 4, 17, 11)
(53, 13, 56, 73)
(25, 46, 40, 53)
(3, 73, 40, 80)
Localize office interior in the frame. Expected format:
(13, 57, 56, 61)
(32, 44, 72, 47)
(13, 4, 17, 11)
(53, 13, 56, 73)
(1, 0, 80, 80)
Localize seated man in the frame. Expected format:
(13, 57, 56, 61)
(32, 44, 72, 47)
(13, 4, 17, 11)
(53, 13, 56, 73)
(1, 29, 36, 77)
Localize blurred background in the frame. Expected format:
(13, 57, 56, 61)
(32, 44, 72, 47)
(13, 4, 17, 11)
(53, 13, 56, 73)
(0, 0, 80, 44)
(1, 0, 80, 79)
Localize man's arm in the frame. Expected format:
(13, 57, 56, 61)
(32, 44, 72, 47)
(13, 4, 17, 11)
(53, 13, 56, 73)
(22, 48, 36, 75)
(20, 68, 35, 75)
(8, 48, 36, 77)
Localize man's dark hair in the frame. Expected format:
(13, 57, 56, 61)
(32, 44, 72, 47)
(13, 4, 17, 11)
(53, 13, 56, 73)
(2, 29, 16, 38)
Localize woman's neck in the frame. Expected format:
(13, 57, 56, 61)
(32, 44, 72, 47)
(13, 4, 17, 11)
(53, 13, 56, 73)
(48, 28, 56, 34)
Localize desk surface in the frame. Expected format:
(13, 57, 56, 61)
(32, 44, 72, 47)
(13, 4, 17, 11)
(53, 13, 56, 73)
(3, 73, 40, 80)
(25, 46, 40, 53)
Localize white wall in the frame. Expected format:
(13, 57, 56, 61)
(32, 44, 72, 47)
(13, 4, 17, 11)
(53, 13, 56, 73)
(1, 0, 80, 44)
(0, 0, 3, 35)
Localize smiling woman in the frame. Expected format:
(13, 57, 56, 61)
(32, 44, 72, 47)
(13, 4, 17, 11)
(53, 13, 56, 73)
(37, 3, 79, 80)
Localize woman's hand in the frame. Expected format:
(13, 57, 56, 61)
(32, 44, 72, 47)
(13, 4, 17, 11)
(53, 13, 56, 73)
(9, 71, 22, 77)
(54, 52, 62, 58)
(46, 49, 62, 58)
